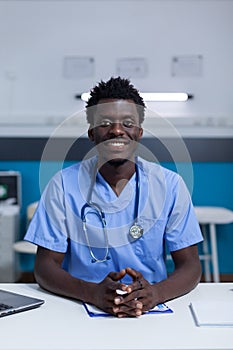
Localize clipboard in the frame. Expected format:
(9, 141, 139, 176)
(83, 302, 173, 318)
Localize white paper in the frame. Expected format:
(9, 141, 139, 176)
(84, 302, 172, 316)
(190, 301, 233, 327)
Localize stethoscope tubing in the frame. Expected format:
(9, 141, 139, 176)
(81, 162, 140, 262)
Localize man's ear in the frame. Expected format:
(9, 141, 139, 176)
(138, 127, 143, 139)
(88, 127, 94, 141)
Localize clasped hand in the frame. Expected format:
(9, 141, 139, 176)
(94, 267, 157, 318)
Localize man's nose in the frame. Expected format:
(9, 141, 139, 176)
(109, 122, 124, 135)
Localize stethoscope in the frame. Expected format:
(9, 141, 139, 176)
(81, 163, 143, 263)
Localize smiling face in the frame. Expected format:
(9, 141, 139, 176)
(88, 99, 143, 166)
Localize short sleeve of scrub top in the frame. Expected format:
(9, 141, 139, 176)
(24, 171, 69, 252)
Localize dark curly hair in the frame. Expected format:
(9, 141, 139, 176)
(86, 77, 146, 125)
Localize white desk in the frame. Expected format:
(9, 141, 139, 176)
(0, 283, 233, 350)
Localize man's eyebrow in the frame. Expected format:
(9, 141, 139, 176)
(96, 114, 111, 118)
(97, 113, 137, 118)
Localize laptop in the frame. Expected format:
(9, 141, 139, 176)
(0, 289, 44, 317)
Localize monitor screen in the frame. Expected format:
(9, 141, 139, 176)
(0, 172, 21, 205)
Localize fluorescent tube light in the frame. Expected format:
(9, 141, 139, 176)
(140, 93, 190, 102)
(78, 92, 192, 102)
(80, 92, 91, 102)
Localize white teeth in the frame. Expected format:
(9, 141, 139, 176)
(109, 142, 124, 146)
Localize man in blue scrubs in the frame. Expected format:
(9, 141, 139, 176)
(24, 77, 203, 317)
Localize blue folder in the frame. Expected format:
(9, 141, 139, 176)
(83, 302, 173, 318)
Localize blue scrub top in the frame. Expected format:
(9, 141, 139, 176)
(24, 157, 203, 284)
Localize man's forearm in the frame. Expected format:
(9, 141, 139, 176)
(152, 261, 202, 304)
(34, 259, 97, 304)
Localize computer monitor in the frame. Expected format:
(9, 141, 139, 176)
(0, 171, 21, 206)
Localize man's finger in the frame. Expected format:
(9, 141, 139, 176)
(108, 269, 126, 281)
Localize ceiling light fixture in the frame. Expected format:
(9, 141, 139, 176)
(76, 92, 193, 102)
(140, 92, 192, 102)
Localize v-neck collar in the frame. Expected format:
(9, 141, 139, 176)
(78, 156, 145, 214)
(93, 170, 136, 213)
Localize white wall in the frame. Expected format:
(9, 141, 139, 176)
(0, 0, 233, 137)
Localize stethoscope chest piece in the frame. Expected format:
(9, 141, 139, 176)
(129, 223, 144, 239)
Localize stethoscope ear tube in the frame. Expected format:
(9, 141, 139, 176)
(80, 163, 143, 262)
(81, 202, 106, 225)
(81, 201, 109, 263)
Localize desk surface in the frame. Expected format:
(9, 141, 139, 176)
(0, 283, 233, 350)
